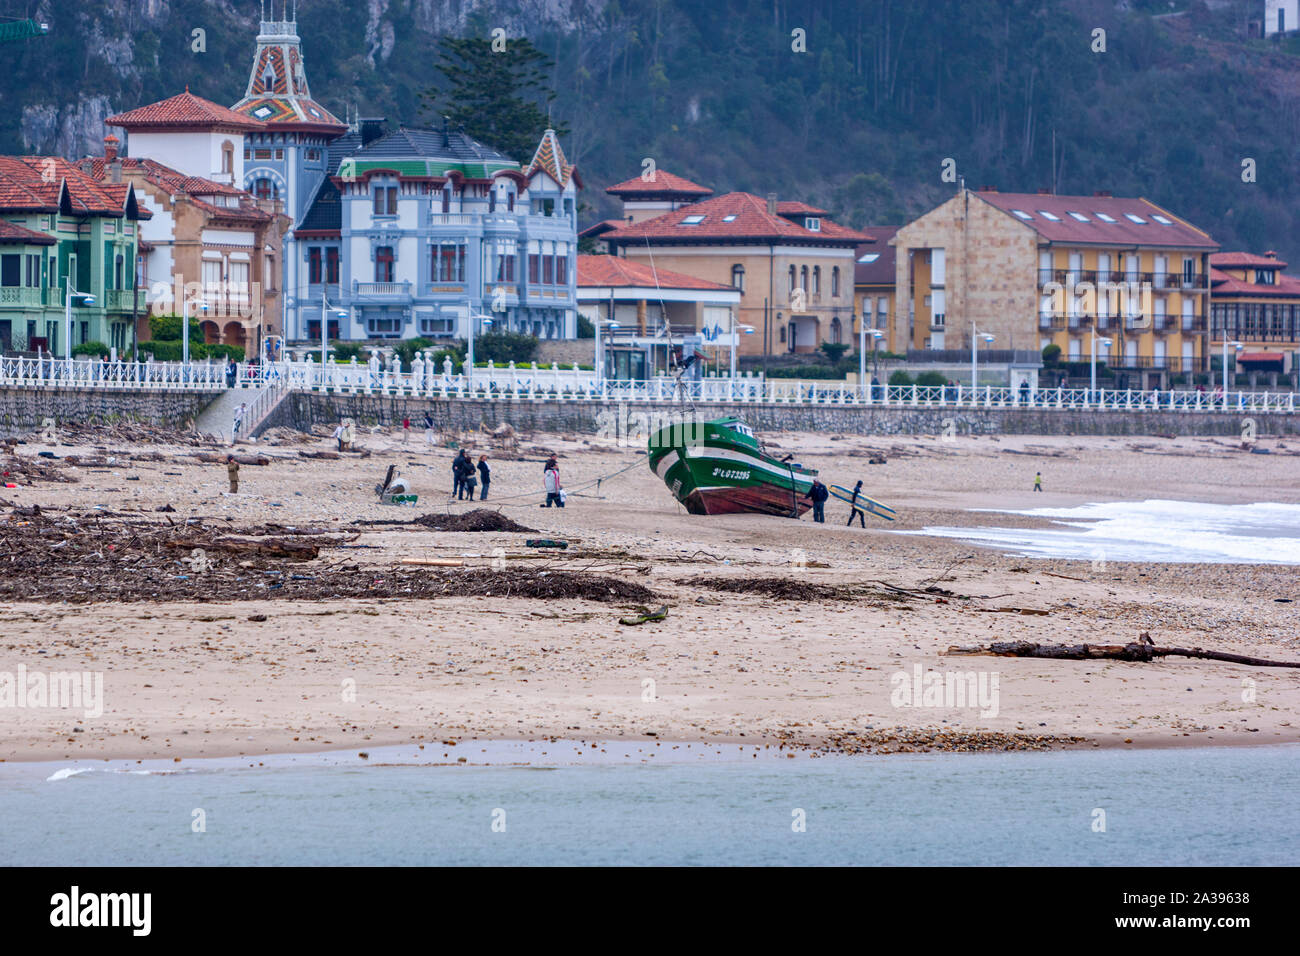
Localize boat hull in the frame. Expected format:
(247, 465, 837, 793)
(648, 420, 816, 517)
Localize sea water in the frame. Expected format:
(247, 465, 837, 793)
(899, 500, 1300, 564)
(1, 742, 1296, 865)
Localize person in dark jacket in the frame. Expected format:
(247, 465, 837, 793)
(847, 479, 867, 528)
(453, 449, 474, 499)
(804, 479, 829, 523)
(477, 455, 491, 500)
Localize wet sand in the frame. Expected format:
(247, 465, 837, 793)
(2, 426, 1298, 762)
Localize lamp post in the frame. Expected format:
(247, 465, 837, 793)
(182, 293, 208, 364)
(594, 316, 619, 386)
(63, 280, 95, 361)
(320, 292, 348, 388)
(1222, 339, 1242, 396)
(730, 311, 755, 380)
(860, 322, 884, 395)
(466, 311, 494, 390)
(970, 325, 995, 391)
(1090, 333, 1112, 395)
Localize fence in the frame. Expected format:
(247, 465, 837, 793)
(2, 354, 1297, 413)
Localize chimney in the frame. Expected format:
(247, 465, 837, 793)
(1265, 250, 1278, 259)
(1093, 190, 1112, 197)
(978, 185, 997, 192)
(766, 192, 777, 215)
(79, 158, 94, 175)
(359, 117, 386, 148)
(104, 134, 119, 163)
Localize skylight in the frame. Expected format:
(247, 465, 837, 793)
(722, 214, 737, 222)
(1094, 212, 1117, 223)
(1011, 209, 1033, 220)
(679, 214, 706, 225)
(1037, 210, 1061, 221)
(1151, 215, 1174, 225)
(858, 253, 880, 263)
(1124, 213, 1147, 224)
(1067, 211, 1089, 222)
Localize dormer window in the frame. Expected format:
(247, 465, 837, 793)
(262, 67, 275, 92)
(1255, 269, 1276, 285)
(805, 217, 821, 231)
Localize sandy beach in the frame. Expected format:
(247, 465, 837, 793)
(2, 422, 1298, 763)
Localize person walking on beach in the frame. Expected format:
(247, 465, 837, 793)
(231, 402, 246, 443)
(847, 479, 867, 528)
(332, 422, 345, 452)
(1034, 471, 1043, 492)
(423, 411, 435, 445)
(226, 454, 239, 494)
(543, 460, 564, 507)
(401, 417, 411, 443)
(804, 479, 829, 523)
(477, 455, 491, 501)
(453, 449, 473, 499)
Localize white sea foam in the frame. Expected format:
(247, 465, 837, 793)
(899, 500, 1300, 564)
(46, 768, 92, 782)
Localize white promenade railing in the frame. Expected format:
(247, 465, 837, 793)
(2, 355, 1297, 414)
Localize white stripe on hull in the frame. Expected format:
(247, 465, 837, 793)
(681, 444, 813, 485)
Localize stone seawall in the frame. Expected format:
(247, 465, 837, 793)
(0, 388, 221, 435)
(267, 393, 1300, 438)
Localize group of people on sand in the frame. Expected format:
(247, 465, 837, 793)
(452, 449, 491, 500)
(802, 478, 869, 527)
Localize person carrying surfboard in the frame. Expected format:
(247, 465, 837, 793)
(847, 479, 867, 528)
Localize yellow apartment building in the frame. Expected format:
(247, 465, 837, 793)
(892, 188, 1218, 387)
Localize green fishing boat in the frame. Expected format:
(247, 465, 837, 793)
(648, 416, 817, 516)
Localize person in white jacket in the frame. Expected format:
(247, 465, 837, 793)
(543, 462, 564, 507)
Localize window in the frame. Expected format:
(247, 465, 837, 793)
(254, 148, 272, 160)
(496, 250, 516, 282)
(731, 264, 745, 292)
(0, 254, 19, 287)
(554, 253, 567, 285)
(529, 254, 540, 284)
(114, 254, 124, 290)
(1124, 213, 1147, 224)
(274, 149, 284, 160)
(229, 261, 250, 301)
(254, 178, 277, 200)
(1151, 215, 1174, 225)
(812, 266, 820, 295)
(440, 187, 450, 214)
(47, 256, 55, 287)
(507, 191, 515, 212)
(308, 247, 322, 284)
(375, 246, 394, 283)
(722, 214, 737, 222)
(26, 254, 40, 287)
(800, 265, 808, 291)
(858, 253, 880, 264)
(433, 245, 464, 282)
(374, 186, 397, 216)
(367, 315, 401, 336)
(779, 325, 786, 343)
(542, 253, 554, 284)
(1037, 210, 1061, 221)
(1066, 211, 1089, 222)
(805, 217, 821, 231)
(832, 266, 840, 297)
(489, 191, 497, 213)
(306, 149, 321, 162)
(1094, 212, 1117, 223)
(788, 265, 797, 292)
(830, 316, 841, 344)
(1011, 210, 1034, 220)
(326, 248, 339, 284)
(680, 214, 706, 225)
(1255, 269, 1276, 286)
(221, 142, 234, 174)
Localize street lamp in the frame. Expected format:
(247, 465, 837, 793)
(971, 325, 995, 391)
(1222, 340, 1243, 396)
(63, 280, 95, 360)
(730, 314, 755, 380)
(182, 294, 208, 364)
(594, 316, 620, 386)
(320, 293, 349, 387)
(1090, 334, 1112, 394)
(466, 311, 494, 390)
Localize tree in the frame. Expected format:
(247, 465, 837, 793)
(420, 36, 570, 163)
(820, 341, 850, 362)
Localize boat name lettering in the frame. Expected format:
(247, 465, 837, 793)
(712, 467, 750, 480)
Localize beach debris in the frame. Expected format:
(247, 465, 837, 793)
(945, 636, 1300, 668)
(400, 558, 465, 567)
(196, 453, 270, 466)
(619, 605, 669, 626)
(525, 539, 568, 549)
(298, 450, 340, 460)
(163, 536, 320, 560)
(676, 575, 903, 604)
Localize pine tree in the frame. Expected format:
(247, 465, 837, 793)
(421, 36, 570, 164)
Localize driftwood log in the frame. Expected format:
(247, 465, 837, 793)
(946, 639, 1300, 669)
(164, 537, 319, 560)
(298, 450, 340, 460)
(195, 453, 270, 466)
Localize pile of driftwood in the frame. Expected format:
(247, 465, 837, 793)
(947, 635, 1300, 669)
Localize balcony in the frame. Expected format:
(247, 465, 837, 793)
(428, 213, 476, 227)
(1038, 311, 1068, 331)
(0, 287, 43, 308)
(353, 281, 412, 299)
(104, 289, 140, 312)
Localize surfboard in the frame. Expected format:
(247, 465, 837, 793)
(827, 484, 896, 521)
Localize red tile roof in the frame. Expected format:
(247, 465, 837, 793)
(603, 192, 869, 245)
(577, 254, 736, 292)
(975, 191, 1217, 249)
(1210, 251, 1287, 269)
(107, 91, 265, 132)
(0, 156, 136, 215)
(854, 226, 900, 286)
(1209, 267, 1300, 297)
(86, 157, 269, 223)
(1238, 352, 1286, 362)
(777, 200, 828, 216)
(0, 220, 56, 245)
(578, 218, 627, 239)
(605, 170, 713, 197)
